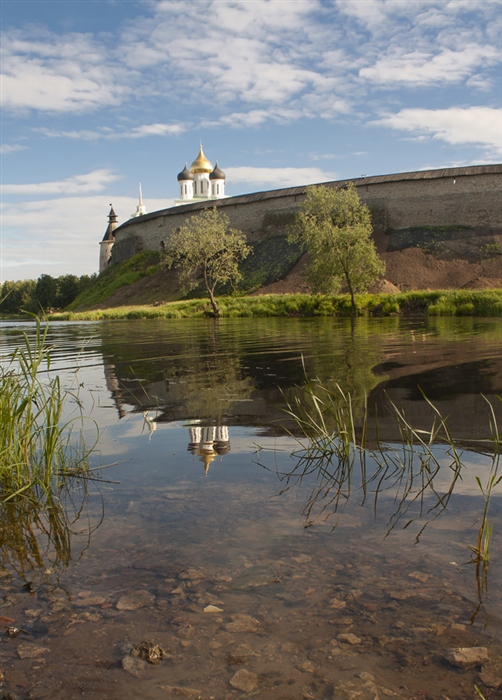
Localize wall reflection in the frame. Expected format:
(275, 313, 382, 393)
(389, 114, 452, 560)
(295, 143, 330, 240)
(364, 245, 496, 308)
(98, 318, 502, 441)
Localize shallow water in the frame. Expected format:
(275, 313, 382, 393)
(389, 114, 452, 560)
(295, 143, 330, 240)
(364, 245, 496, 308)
(0, 317, 501, 700)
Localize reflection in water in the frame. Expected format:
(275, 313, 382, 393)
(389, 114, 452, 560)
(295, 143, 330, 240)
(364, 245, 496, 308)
(268, 378, 501, 618)
(187, 424, 231, 474)
(96, 317, 502, 442)
(0, 318, 501, 698)
(140, 410, 233, 474)
(0, 482, 101, 582)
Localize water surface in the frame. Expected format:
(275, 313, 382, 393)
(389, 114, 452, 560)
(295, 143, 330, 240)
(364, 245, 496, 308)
(0, 317, 501, 700)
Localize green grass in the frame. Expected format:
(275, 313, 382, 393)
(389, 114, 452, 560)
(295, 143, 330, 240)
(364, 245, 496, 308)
(67, 250, 161, 310)
(0, 317, 92, 501)
(51, 289, 502, 321)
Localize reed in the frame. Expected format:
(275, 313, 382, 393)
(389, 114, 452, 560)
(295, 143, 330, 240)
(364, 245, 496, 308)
(0, 317, 91, 503)
(276, 375, 501, 572)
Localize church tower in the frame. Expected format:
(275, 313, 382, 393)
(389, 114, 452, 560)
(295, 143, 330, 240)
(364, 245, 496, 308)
(177, 163, 195, 201)
(209, 162, 226, 198)
(175, 146, 227, 205)
(190, 145, 213, 198)
(99, 205, 117, 273)
(130, 183, 147, 218)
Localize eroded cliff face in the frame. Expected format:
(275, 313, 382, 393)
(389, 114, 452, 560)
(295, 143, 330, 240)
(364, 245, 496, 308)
(110, 165, 502, 266)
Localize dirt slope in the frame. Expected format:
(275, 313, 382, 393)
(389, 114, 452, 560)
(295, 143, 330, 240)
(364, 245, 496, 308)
(85, 248, 502, 309)
(252, 248, 502, 295)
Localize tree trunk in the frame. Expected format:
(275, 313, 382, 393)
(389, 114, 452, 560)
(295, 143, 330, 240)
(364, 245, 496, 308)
(207, 285, 220, 317)
(344, 273, 357, 315)
(203, 269, 220, 316)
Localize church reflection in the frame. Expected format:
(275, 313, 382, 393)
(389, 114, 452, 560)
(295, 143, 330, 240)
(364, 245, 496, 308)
(188, 425, 231, 474)
(140, 411, 232, 475)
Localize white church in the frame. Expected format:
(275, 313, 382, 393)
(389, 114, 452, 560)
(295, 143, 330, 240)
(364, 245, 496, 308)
(99, 145, 227, 272)
(175, 145, 227, 204)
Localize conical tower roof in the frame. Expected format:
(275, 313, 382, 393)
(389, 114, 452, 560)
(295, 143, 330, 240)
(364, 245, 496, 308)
(177, 163, 195, 181)
(209, 161, 226, 180)
(102, 205, 118, 242)
(190, 145, 213, 174)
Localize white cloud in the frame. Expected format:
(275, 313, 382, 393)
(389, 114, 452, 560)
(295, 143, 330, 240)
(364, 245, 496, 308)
(371, 107, 502, 152)
(226, 167, 338, 189)
(2, 0, 499, 129)
(1, 30, 130, 113)
(117, 0, 351, 123)
(0, 144, 28, 154)
(127, 123, 184, 138)
(360, 45, 500, 86)
(1, 195, 171, 282)
(35, 123, 185, 140)
(2, 169, 119, 195)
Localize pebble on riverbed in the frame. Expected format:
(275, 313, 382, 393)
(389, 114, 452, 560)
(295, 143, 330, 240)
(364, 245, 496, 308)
(337, 633, 362, 646)
(229, 668, 258, 692)
(130, 640, 166, 664)
(116, 590, 155, 611)
(443, 647, 489, 669)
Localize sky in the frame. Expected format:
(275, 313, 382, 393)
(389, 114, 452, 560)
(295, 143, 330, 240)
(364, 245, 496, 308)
(1, 0, 501, 282)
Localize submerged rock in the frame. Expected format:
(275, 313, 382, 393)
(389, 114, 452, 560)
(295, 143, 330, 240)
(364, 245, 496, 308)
(130, 640, 166, 664)
(116, 590, 155, 611)
(443, 647, 489, 669)
(203, 605, 223, 613)
(337, 633, 362, 646)
(16, 642, 50, 659)
(224, 614, 261, 633)
(159, 686, 203, 697)
(122, 654, 147, 678)
(229, 567, 280, 590)
(230, 668, 258, 692)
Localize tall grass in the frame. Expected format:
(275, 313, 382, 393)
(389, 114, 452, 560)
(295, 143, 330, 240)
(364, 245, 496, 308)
(51, 289, 502, 321)
(0, 317, 91, 502)
(275, 375, 501, 594)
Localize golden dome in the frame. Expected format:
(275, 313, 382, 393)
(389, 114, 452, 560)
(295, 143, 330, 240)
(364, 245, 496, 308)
(190, 145, 213, 174)
(198, 448, 216, 475)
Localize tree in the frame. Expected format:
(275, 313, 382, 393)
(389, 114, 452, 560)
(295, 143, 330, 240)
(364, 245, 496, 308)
(55, 274, 80, 308)
(163, 208, 251, 316)
(289, 183, 385, 313)
(35, 274, 58, 312)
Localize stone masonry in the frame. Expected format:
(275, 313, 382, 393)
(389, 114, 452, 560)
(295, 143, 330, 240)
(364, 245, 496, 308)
(110, 165, 502, 265)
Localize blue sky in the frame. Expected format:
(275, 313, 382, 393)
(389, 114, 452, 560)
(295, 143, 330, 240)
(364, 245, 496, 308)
(1, 0, 501, 282)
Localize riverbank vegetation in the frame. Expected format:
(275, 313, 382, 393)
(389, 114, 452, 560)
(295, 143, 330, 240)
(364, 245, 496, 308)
(0, 318, 91, 503)
(161, 208, 252, 316)
(50, 288, 502, 320)
(0, 273, 96, 314)
(289, 183, 385, 312)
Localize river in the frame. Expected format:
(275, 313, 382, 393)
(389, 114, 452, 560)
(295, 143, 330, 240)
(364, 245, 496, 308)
(0, 317, 501, 700)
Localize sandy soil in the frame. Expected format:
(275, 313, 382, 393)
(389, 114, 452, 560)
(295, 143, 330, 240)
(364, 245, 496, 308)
(253, 248, 502, 295)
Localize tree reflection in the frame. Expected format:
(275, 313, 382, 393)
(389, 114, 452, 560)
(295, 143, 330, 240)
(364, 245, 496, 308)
(100, 317, 388, 428)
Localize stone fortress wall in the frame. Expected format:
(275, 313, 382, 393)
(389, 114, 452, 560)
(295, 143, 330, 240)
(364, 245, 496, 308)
(110, 164, 502, 265)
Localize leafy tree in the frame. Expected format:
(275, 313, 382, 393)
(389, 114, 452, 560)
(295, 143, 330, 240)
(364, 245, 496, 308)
(55, 274, 80, 308)
(0, 280, 37, 314)
(289, 183, 385, 313)
(162, 208, 251, 316)
(35, 274, 58, 312)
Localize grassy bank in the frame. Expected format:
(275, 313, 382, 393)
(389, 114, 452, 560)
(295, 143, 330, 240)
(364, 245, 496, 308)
(50, 289, 502, 320)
